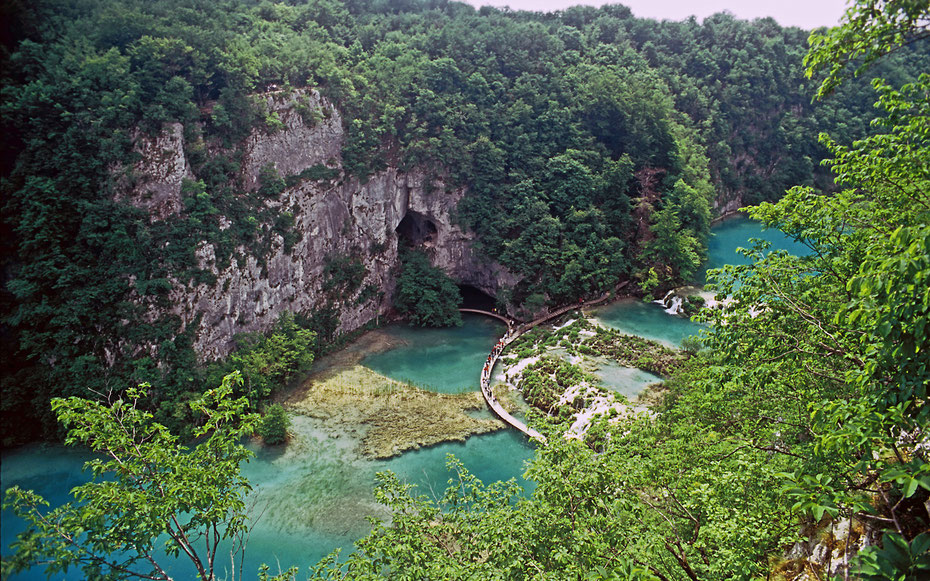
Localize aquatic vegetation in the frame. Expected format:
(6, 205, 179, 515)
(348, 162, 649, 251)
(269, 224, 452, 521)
(579, 326, 687, 377)
(503, 316, 687, 378)
(499, 316, 675, 438)
(287, 364, 504, 460)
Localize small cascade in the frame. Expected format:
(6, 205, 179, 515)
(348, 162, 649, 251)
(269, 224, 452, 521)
(664, 295, 684, 315)
(654, 290, 684, 315)
(652, 290, 671, 308)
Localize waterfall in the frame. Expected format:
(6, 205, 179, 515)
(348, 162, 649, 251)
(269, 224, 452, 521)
(664, 296, 683, 315)
(653, 290, 684, 316)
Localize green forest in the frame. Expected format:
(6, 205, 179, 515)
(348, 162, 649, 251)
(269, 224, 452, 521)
(4, 0, 926, 443)
(1, 0, 929, 579)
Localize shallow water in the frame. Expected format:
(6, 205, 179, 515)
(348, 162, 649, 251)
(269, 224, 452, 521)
(593, 363, 662, 401)
(237, 417, 535, 574)
(1, 315, 532, 579)
(361, 314, 504, 393)
(382, 429, 536, 498)
(1, 427, 535, 579)
(2, 218, 790, 578)
(592, 299, 702, 347)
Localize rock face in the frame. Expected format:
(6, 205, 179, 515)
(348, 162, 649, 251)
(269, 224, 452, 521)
(712, 190, 744, 216)
(116, 122, 194, 220)
(780, 518, 879, 580)
(122, 89, 516, 360)
(240, 90, 343, 192)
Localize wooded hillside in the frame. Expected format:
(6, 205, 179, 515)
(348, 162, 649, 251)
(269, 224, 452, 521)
(1, 0, 925, 447)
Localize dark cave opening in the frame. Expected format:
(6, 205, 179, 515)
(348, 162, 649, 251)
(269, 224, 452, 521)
(458, 284, 496, 311)
(395, 211, 437, 247)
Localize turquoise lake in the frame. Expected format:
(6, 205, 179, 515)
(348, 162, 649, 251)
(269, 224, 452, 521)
(701, 213, 810, 283)
(1, 315, 534, 580)
(592, 298, 702, 347)
(593, 214, 808, 346)
(361, 314, 503, 393)
(0, 216, 801, 579)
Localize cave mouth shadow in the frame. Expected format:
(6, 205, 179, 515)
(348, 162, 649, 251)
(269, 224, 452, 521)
(458, 284, 496, 311)
(396, 211, 437, 248)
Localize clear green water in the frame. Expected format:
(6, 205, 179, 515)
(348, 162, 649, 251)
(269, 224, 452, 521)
(361, 314, 503, 393)
(1, 427, 535, 579)
(593, 299, 703, 347)
(593, 363, 662, 401)
(1, 218, 791, 578)
(544, 348, 661, 402)
(1, 315, 533, 580)
(595, 215, 807, 347)
(701, 214, 809, 284)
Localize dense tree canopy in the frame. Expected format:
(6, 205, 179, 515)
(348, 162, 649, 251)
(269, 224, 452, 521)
(1, 7, 928, 573)
(1, 1, 928, 578)
(393, 248, 463, 327)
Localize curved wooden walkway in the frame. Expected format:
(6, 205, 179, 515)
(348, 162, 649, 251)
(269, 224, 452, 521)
(458, 308, 513, 327)
(479, 327, 547, 442)
(463, 286, 624, 444)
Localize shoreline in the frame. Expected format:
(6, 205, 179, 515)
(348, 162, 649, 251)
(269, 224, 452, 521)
(283, 328, 511, 460)
(710, 208, 747, 226)
(494, 314, 687, 439)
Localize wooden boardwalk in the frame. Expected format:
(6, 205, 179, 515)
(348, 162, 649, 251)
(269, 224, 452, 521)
(464, 287, 625, 444)
(479, 327, 547, 442)
(458, 308, 513, 327)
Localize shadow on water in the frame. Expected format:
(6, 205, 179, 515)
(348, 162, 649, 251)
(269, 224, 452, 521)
(252, 440, 289, 462)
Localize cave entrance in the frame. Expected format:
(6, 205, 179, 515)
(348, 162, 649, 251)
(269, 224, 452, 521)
(458, 284, 496, 311)
(395, 211, 438, 248)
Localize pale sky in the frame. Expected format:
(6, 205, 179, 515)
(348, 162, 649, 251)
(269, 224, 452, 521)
(463, 1, 850, 29)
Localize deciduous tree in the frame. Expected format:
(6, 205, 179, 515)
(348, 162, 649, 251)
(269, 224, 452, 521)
(3, 373, 259, 581)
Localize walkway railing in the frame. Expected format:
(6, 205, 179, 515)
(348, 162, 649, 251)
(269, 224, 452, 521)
(458, 308, 512, 327)
(479, 329, 546, 442)
(464, 284, 626, 444)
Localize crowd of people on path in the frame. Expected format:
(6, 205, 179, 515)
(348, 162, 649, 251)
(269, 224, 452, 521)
(481, 337, 511, 405)
(476, 321, 546, 442)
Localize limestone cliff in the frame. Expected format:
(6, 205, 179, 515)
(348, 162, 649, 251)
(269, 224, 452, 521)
(116, 122, 194, 221)
(122, 89, 517, 360)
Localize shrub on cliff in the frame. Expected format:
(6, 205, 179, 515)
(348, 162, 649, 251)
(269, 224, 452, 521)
(207, 313, 316, 406)
(393, 250, 462, 327)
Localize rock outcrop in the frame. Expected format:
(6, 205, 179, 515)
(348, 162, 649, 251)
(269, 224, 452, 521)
(121, 89, 517, 360)
(117, 122, 194, 221)
(241, 90, 343, 192)
(778, 518, 880, 580)
(712, 190, 744, 217)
